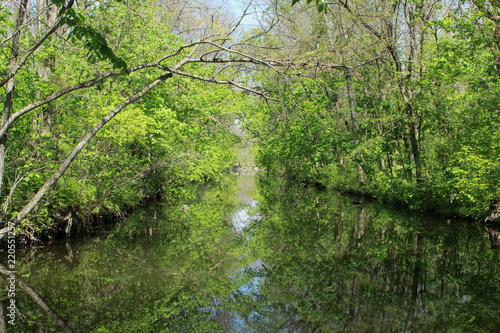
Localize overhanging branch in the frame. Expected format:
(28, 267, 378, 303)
(0, 72, 172, 240)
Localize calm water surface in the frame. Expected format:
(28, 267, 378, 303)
(5, 174, 500, 332)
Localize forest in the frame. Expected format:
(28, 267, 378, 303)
(0, 0, 499, 240)
(2, 0, 500, 331)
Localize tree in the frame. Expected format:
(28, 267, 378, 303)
(243, 0, 500, 216)
(0, 0, 283, 240)
(469, 0, 500, 76)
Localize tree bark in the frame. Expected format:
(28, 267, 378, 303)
(35, 0, 60, 133)
(343, 68, 359, 132)
(0, 0, 29, 199)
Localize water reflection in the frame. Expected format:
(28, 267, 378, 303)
(2, 174, 500, 332)
(232, 200, 258, 234)
(242, 176, 500, 332)
(219, 174, 267, 331)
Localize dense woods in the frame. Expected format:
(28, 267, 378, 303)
(1, 0, 499, 240)
(2, 1, 500, 331)
(0, 0, 259, 240)
(246, 0, 500, 219)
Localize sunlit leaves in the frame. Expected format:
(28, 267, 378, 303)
(69, 25, 128, 73)
(0, 0, 251, 236)
(448, 146, 500, 217)
(51, 0, 129, 73)
(291, 0, 328, 12)
(247, 0, 500, 218)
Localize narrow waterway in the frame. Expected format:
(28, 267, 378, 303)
(4, 173, 500, 332)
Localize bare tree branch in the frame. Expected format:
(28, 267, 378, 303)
(169, 67, 279, 101)
(0, 59, 171, 140)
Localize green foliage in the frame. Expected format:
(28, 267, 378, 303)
(245, 0, 500, 218)
(291, 0, 328, 12)
(448, 146, 500, 218)
(69, 25, 127, 73)
(0, 0, 248, 237)
(57, 1, 128, 73)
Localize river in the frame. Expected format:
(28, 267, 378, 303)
(4, 173, 500, 332)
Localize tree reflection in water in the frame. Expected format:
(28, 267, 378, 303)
(3, 175, 500, 332)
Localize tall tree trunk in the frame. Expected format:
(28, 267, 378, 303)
(36, 0, 59, 134)
(0, 0, 29, 199)
(343, 68, 359, 132)
(401, 86, 423, 183)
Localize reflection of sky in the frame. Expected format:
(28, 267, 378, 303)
(203, 258, 268, 331)
(236, 258, 266, 297)
(213, 193, 268, 331)
(228, 258, 267, 331)
(232, 199, 260, 233)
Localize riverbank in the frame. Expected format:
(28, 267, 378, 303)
(260, 162, 497, 225)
